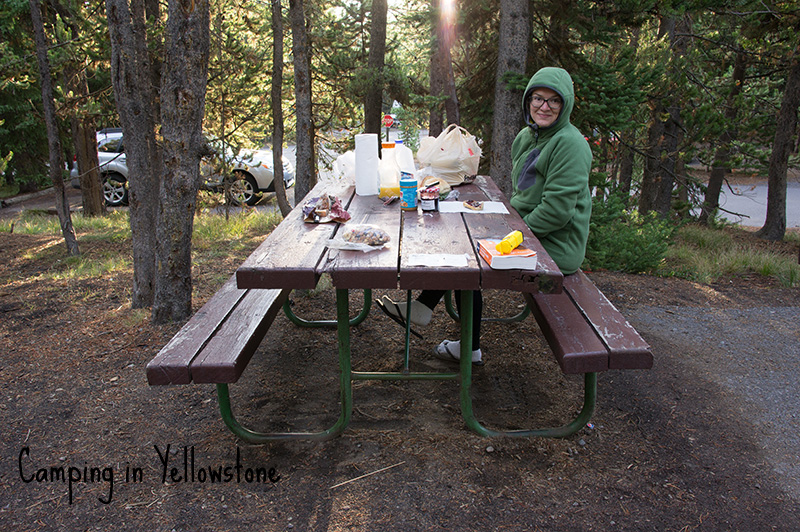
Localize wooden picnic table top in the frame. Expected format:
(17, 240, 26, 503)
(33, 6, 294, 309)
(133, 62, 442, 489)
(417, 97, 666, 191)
(236, 175, 563, 295)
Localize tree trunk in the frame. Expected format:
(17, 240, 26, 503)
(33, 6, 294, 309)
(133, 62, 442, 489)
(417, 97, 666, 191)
(290, 0, 315, 203)
(700, 51, 746, 225)
(54, 4, 105, 217)
(72, 118, 105, 216)
(29, 0, 79, 256)
(144, 0, 162, 125)
(640, 15, 689, 218)
(757, 49, 800, 241)
(152, 0, 210, 324)
(490, 0, 529, 198)
(429, 0, 459, 135)
(106, 0, 161, 308)
(618, 141, 635, 197)
(64, 63, 104, 216)
(639, 103, 665, 215)
(364, 0, 387, 137)
(272, 0, 292, 216)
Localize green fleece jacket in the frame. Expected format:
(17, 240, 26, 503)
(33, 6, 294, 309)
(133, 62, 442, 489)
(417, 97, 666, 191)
(509, 67, 592, 274)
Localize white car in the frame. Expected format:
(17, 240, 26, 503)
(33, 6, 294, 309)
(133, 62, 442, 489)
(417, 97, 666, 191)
(200, 140, 295, 206)
(69, 129, 129, 206)
(71, 130, 295, 207)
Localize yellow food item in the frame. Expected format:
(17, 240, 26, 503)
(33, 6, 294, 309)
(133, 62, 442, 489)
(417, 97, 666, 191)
(496, 230, 523, 254)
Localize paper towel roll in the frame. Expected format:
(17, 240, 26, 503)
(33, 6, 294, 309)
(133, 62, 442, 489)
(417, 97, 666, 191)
(355, 133, 379, 196)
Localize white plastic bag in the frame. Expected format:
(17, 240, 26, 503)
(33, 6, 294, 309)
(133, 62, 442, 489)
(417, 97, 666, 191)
(416, 125, 481, 185)
(333, 150, 356, 183)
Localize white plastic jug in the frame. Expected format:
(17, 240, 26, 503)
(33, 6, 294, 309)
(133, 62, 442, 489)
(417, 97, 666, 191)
(378, 143, 400, 198)
(394, 140, 416, 175)
(355, 134, 379, 196)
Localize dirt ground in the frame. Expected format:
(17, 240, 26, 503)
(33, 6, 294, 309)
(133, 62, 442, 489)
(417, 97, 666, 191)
(1, 204, 800, 530)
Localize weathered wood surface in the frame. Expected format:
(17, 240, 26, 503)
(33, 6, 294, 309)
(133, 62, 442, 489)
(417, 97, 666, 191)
(526, 292, 609, 374)
(146, 275, 247, 384)
(236, 182, 354, 289)
(564, 271, 652, 370)
(320, 193, 400, 289)
(527, 271, 653, 374)
(462, 177, 563, 294)
(191, 288, 290, 383)
(399, 205, 481, 290)
(146, 273, 289, 385)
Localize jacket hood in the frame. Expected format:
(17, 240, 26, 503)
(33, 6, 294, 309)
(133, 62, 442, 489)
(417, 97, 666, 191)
(522, 67, 575, 133)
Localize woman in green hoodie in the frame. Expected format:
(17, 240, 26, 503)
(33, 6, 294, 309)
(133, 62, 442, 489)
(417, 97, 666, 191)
(379, 67, 591, 364)
(510, 67, 593, 275)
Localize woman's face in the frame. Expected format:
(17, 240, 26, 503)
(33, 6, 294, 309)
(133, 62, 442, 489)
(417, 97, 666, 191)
(528, 87, 562, 128)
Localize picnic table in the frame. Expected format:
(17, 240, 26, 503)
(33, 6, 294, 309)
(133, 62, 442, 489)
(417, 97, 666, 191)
(147, 175, 653, 442)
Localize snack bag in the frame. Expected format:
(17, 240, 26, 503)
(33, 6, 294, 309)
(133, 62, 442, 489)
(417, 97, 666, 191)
(416, 125, 481, 185)
(327, 224, 390, 252)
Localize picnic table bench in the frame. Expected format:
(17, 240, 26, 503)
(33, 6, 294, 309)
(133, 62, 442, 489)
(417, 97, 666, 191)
(146, 175, 652, 442)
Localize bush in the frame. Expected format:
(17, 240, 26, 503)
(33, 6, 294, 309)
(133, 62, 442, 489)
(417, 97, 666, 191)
(584, 193, 676, 273)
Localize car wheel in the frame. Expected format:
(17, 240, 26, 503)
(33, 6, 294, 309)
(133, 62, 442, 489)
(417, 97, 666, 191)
(103, 173, 128, 206)
(225, 171, 261, 206)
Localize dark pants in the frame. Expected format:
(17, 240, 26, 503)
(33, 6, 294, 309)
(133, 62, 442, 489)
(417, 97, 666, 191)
(416, 290, 483, 350)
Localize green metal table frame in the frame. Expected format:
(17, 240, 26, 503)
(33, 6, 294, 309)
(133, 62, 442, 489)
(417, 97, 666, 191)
(216, 289, 596, 442)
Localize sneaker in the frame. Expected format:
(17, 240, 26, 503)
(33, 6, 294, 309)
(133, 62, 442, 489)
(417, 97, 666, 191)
(434, 339, 483, 366)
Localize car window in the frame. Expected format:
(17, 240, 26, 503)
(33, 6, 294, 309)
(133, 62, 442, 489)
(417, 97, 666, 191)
(98, 137, 123, 153)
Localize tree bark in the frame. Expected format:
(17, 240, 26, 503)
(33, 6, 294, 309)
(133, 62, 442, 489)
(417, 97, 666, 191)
(428, 0, 444, 139)
(272, 0, 292, 216)
(429, 0, 459, 135)
(640, 14, 689, 218)
(364, 0, 387, 137)
(618, 141, 635, 197)
(290, 0, 315, 203)
(152, 0, 210, 324)
(72, 118, 105, 216)
(490, 0, 529, 198)
(52, 2, 105, 217)
(64, 63, 105, 217)
(757, 48, 800, 241)
(700, 51, 745, 225)
(106, 0, 161, 308)
(29, 0, 79, 256)
(639, 100, 665, 215)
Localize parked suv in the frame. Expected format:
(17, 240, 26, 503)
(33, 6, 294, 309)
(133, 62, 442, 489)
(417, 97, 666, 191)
(199, 139, 296, 206)
(71, 130, 295, 207)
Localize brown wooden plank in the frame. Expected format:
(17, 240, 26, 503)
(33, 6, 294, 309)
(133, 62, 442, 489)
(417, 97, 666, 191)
(456, 182, 563, 294)
(564, 271, 653, 370)
(320, 193, 401, 289)
(472, 175, 563, 288)
(190, 288, 290, 383)
(146, 275, 246, 385)
(236, 183, 354, 289)
(526, 292, 609, 374)
(399, 207, 481, 290)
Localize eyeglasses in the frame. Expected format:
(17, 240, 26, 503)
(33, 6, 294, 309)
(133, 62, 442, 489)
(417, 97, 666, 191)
(530, 95, 563, 110)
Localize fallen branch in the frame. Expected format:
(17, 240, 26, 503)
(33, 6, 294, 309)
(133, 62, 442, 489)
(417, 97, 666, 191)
(329, 461, 405, 489)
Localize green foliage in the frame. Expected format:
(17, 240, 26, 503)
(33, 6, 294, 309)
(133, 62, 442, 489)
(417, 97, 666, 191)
(193, 209, 283, 252)
(662, 224, 800, 287)
(205, 0, 278, 148)
(0, 0, 49, 192)
(1, 209, 284, 285)
(584, 193, 676, 273)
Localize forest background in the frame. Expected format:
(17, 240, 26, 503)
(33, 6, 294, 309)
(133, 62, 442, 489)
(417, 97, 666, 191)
(1, 0, 799, 324)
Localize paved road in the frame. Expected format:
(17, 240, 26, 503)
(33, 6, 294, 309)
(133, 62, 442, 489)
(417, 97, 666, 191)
(719, 180, 800, 228)
(632, 305, 800, 502)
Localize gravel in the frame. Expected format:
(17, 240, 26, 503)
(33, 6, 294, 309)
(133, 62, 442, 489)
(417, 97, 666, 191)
(631, 305, 800, 501)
